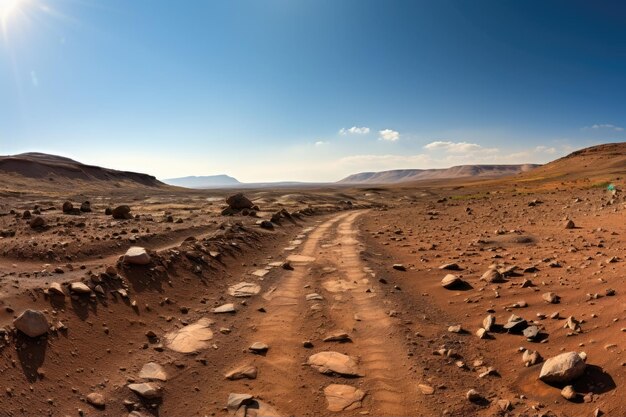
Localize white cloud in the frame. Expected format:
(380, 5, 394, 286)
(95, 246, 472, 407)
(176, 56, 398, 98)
(585, 124, 624, 132)
(314, 141, 328, 147)
(378, 129, 400, 142)
(424, 141, 482, 153)
(534, 145, 556, 154)
(339, 126, 370, 135)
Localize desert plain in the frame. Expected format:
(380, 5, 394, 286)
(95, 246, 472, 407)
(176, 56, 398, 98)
(1, 145, 626, 417)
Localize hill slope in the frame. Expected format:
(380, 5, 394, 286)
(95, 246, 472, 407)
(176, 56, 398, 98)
(0, 153, 164, 194)
(513, 143, 626, 183)
(163, 175, 241, 188)
(339, 164, 539, 184)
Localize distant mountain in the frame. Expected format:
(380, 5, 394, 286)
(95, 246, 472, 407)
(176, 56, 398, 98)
(0, 152, 163, 187)
(339, 164, 539, 184)
(163, 175, 241, 188)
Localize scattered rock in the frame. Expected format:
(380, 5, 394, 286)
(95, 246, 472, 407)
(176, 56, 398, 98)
(123, 247, 151, 265)
(139, 362, 168, 381)
(564, 219, 575, 229)
(13, 309, 49, 338)
(70, 282, 91, 294)
(228, 282, 261, 297)
(212, 303, 236, 313)
(112, 205, 132, 220)
(128, 383, 162, 400)
(249, 342, 269, 353)
(29, 216, 46, 229)
(308, 351, 363, 377)
(481, 268, 504, 283)
(164, 318, 214, 353)
(226, 193, 254, 210)
(466, 389, 483, 402)
(561, 385, 578, 401)
(323, 384, 366, 412)
(539, 352, 587, 384)
(542, 292, 560, 304)
(225, 364, 257, 380)
(441, 274, 464, 289)
(86, 392, 105, 408)
(439, 263, 461, 271)
(392, 264, 406, 271)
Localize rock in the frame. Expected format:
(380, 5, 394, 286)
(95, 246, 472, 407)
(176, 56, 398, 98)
(539, 352, 587, 384)
(226, 193, 253, 210)
(542, 292, 560, 304)
(466, 389, 483, 402)
(62, 201, 74, 213)
(564, 316, 581, 332)
(476, 328, 488, 339)
(80, 201, 92, 212)
(29, 216, 46, 229)
(86, 392, 105, 408)
(564, 219, 575, 229)
(70, 282, 91, 294)
(448, 325, 462, 333)
(323, 331, 351, 342)
(47, 282, 65, 296)
(503, 314, 528, 333)
(225, 364, 257, 380)
(13, 309, 49, 338)
(260, 220, 274, 230)
(139, 362, 168, 381)
(323, 384, 366, 412)
(22, 210, 31, 219)
(306, 293, 324, 301)
(481, 268, 504, 283)
(128, 383, 162, 399)
(418, 384, 435, 395)
(522, 350, 543, 367)
(483, 315, 495, 332)
(226, 393, 281, 417)
(308, 351, 363, 377)
(164, 318, 214, 353)
(212, 303, 236, 313)
(112, 205, 132, 220)
(439, 263, 461, 271)
(561, 385, 577, 401)
(497, 399, 512, 411)
(249, 342, 269, 353)
(228, 282, 261, 297)
(123, 247, 151, 265)
(523, 325, 540, 341)
(441, 274, 464, 289)
(392, 264, 406, 271)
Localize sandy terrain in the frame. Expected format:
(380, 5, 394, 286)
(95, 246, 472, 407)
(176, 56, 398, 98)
(1, 144, 625, 416)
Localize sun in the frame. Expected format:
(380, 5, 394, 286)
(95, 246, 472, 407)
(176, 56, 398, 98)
(1, 0, 29, 36)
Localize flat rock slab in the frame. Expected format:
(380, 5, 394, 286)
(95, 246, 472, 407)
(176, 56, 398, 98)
(124, 247, 151, 265)
(225, 364, 258, 380)
(308, 351, 363, 377)
(164, 318, 214, 353)
(212, 303, 236, 313)
(228, 282, 261, 297)
(324, 384, 365, 412)
(252, 269, 269, 278)
(306, 293, 324, 301)
(286, 254, 316, 263)
(128, 382, 162, 399)
(139, 362, 168, 381)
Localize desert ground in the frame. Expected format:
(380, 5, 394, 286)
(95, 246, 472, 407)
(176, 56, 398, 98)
(1, 146, 626, 417)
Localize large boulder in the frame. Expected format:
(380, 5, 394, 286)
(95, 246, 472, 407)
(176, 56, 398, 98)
(112, 205, 132, 220)
(13, 309, 49, 337)
(539, 352, 586, 384)
(29, 216, 46, 229)
(123, 247, 151, 265)
(307, 351, 363, 377)
(226, 193, 253, 210)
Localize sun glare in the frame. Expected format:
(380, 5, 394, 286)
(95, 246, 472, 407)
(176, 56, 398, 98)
(1, 0, 29, 37)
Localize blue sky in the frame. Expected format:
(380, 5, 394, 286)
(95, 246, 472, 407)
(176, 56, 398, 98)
(1, 0, 626, 182)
